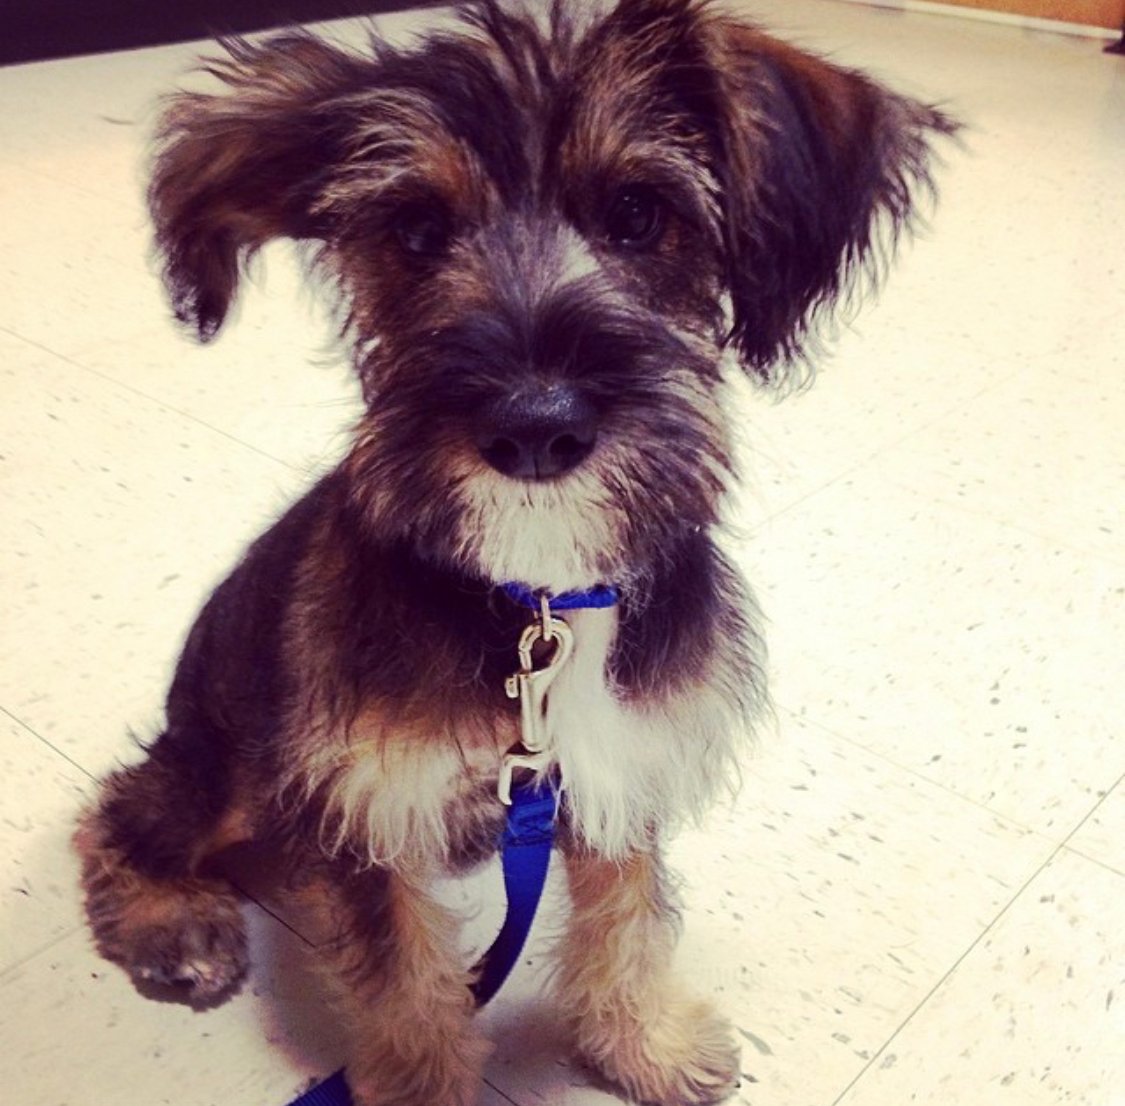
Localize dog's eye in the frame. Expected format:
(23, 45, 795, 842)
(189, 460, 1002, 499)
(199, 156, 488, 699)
(604, 187, 665, 249)
(394, 205, 452, 258)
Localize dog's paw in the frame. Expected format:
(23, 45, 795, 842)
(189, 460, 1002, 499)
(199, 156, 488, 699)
(578, 995, 741, 1106)
(88, 879, 248, 1003)
(345, 1028, 490, 1106)
(130, 920, 248, 1000)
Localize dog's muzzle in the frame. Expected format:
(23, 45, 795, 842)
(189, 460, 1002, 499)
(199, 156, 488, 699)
(475, 384, 597, 480)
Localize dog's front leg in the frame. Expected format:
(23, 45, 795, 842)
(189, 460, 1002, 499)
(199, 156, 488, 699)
(304, 862, 489, 1106)
(555, 845, 740, 1106)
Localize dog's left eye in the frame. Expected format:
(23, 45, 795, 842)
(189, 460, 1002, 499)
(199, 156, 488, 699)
(604, 186, 665, 249)
(394, 205, 452, 258)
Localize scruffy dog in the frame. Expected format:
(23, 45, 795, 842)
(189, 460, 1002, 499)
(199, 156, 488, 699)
(76, 2, 954, 1103)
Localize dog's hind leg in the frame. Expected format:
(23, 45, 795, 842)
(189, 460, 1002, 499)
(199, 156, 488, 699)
(297, 861, 489, 1106)
(74, 723, 253, 1003)
(554, 845, 741, 1106)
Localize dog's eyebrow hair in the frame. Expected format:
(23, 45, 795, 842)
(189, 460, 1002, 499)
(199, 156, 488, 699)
(361, 37, 537, 205)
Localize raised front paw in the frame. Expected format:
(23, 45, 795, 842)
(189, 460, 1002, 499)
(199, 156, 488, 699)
(128, 901, 248, 1000)
(85, 874, 248, 1003)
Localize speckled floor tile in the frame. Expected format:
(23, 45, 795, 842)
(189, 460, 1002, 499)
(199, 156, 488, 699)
(877, 364, 1125, 566)
(0, 161, 164, 354)
(0, 851, 527, 1106)
(3, 1, 1124, 1105)
(837, 849, 1125, 1106)
(0, 914, 318, 1106)
(0, 908, 546, 1106)
(671, 716, 1056, 1106)
(0, 42, 193, 202)
(740, 468, 1125, 840)
(476, 714, 1054, 1106)
(727, 0, 1125, 533)
(0, 9, 452, 205)
(69, 246, 364, 475)
(0, 329, 315, 777)
(0, 716, 92, 971)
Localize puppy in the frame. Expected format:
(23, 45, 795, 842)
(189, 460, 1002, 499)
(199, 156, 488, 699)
(75, 2, 955, 1103)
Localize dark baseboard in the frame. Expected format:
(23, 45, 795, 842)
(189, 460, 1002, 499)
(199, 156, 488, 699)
(1, 0, 442, 66)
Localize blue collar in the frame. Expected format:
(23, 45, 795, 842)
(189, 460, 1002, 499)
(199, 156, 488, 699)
(500, 581, 620, 611)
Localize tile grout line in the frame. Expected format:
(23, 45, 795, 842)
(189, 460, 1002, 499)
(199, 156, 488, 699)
(747, 444, 1125, 580)
(227, 880, 318, 949)
(17, 322, 1118, 575)
(830, 766, 1125, 1105)
(775, 703, 1071, 844)
(829, 837, 1069, 1105)
(481, 1078, 523, 1106)
(0, 704, 98, 784)
(75, 354, 355, 477)
(876, 486, 1125, 572)
(1053, 767, 1125, 881)
(744, 368, 1020, 533)
(742, 360, 1125, 571)
(14, 151, 147, 210)
(0, 323, 323, 475)
(1061, 844, 1125, 881)
(0, 711, 325, 952)
(0, 924, 86, 983)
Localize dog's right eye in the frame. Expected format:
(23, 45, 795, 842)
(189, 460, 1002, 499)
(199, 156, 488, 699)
(394, 206, 452, 259)
(604, 186, 665, 250)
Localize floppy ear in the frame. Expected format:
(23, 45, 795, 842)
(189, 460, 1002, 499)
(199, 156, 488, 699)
(705, 20, 958, 384)
(149, 33, 367, 340)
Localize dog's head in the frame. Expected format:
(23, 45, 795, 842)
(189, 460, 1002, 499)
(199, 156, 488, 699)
(150, 0, 955, 592)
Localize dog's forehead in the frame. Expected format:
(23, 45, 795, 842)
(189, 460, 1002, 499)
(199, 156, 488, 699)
(341, 2, 714, 207)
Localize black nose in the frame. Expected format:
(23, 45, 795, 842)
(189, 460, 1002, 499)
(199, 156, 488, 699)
(475, 386, 598, 480)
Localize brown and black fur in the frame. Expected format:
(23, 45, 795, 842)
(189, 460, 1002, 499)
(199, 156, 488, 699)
(75, 2, 956, 1103)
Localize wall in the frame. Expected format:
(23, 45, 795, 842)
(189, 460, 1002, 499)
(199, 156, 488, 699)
(933, 0, 1124, 29)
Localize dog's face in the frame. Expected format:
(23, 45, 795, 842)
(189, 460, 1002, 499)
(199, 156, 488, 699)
(151, 0, 953, 592)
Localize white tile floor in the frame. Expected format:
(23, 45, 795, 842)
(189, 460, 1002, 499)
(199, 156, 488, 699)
(1, 2, 1123, 1104)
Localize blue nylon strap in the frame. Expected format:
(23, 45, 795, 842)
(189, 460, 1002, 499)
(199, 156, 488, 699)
(286, 1070, 350, 1106)
(500, 581, 620, 611)
(470, 773, 560, 1005)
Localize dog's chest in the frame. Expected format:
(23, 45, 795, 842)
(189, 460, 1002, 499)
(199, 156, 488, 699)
(446, 608, 632, 857)
(507, 606, 734, 858)
(325, 602, 738, 869)
(540, 606, 625, 762)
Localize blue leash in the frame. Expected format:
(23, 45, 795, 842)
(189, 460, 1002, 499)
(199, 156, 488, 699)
(287, 1071, 351, 1106)
(284, 584, 617, 1106)
(469, 771, 560, 1004)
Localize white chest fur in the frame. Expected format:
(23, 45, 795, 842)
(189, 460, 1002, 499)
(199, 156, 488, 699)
(299, 601, 748, 870)
(545, 606, 744, 858)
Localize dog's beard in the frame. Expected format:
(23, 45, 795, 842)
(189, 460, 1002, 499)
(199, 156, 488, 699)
(434, 433, 731, 591)
(347, 395, 733, 593)
(452, 465, 627, 592)
(344, 430, 624, 590)
(347, 325, 735, 591)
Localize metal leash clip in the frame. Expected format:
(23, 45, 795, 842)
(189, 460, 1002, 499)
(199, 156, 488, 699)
(498, 607, 574, 804)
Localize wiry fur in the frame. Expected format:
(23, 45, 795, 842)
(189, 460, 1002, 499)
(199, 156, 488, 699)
(75, 3, 955, 1104)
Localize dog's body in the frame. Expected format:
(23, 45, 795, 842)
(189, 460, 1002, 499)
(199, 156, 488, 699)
(76, 2, 954, 1103)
